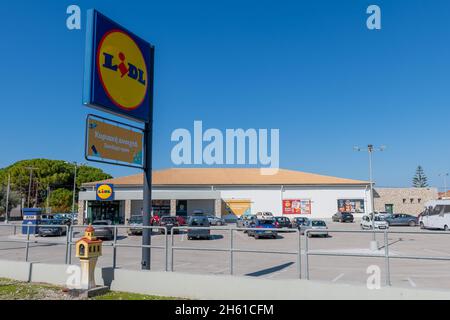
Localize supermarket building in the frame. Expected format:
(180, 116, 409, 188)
(78, 168, 371, 224)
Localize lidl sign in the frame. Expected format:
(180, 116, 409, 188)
(96, 184, 115, 201)
(83, 9, 153, 122)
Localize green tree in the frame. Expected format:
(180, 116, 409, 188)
(47, 188, 73, 213)
(0, 159, 112, 209)
(0, 187, 20, 217)
(413, 165, 429, 188)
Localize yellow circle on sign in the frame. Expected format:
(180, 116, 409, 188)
(97, 185, 113, 200)
(97, 30, 148, 110)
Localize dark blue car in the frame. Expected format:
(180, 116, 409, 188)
(247, 219, 278, 239)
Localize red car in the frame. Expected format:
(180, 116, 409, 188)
(150, 215, 186, 226)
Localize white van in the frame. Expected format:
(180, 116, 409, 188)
(255, 212, 274, 220)
(419, 200, 450, 230)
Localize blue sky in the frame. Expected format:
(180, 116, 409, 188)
(0, 0, 449, 189)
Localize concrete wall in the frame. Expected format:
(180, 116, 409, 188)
(1, 260, 450, 300)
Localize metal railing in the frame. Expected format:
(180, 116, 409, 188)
(169, 226, 301, 278)
(304, 228, 450, 286)
(68, 225, 168, 270)
(2, 223, 450, 287)
(0, 224, 70, 263)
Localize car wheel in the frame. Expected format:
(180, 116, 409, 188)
(339, 219, 343, 223)
(420, 222, 424, 229)
(409, 221, 416, 227)
(254, 234, 259, 239)
(445, 225, 449, 232)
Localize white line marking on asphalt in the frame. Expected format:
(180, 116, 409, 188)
(407, 277, 417, 288)
(332, 273, 345, 282)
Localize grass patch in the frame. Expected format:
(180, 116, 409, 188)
(93, 291, 180, 300)
(0, 278, 182, 300)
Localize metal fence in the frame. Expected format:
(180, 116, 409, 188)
(1, 223, 450, 287)
(304, 228, 450, 286)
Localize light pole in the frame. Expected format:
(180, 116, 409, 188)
(25, 167, 38, 208)
(439, 173, 449, 198)
(5, 174, 10, 224)
(354, 144, 386, 251)
(66, 162, 86, 214)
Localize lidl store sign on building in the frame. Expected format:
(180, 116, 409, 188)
(83, 9, 153, 122)
(96, 184, 115, 201)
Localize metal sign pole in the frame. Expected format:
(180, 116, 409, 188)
(141, 46, 155, 270)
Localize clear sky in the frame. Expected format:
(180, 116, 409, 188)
(1, 0, 449, 189)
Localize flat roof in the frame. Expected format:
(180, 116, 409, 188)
(83, 168, 369, 187)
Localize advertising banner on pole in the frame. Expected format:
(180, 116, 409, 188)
(85, 115, 144, 168)
(83, 9, 154, 123)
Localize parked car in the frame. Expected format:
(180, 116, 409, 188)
(206, 215, 226, 226)
(360, 215, 389, 230)
(92, 220, 114, 240)
(292, 217, 309, 228)
(274, 216, 292, 229)
(187, 216, 210, 240)
(299, 219, 329, 237)
(192, 210, 205, 216)
(52, 214, 72, 226)
(247, 219, 278, 239)
(332, 212, 354, 223)
(236, 215, 257, 229)
(176, 216, 187, 226)
(374, 211, 391, 220)
(255, 212, 274, 220)
(150, 215, 161, 226)
(384, 213, 418, 227)
(127, 215, 143, 235)
(38, 219, 67, 237)
(159, 216, 180, 234)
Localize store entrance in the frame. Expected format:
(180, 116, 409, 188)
(88, 201, 122, 224)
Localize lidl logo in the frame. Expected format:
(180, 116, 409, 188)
(97, 30, 148, 110)
(84, 10, 153, 122)
(96, 184, 114, 201)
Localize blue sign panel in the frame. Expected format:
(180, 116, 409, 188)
(83, 9, 154, 123)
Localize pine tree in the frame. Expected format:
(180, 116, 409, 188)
(412, 165, 428, 188)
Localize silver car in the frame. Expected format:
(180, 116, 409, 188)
(92, 220, 114, 240)
(206, 215, 226, 226)
(299, 219, 329, 237)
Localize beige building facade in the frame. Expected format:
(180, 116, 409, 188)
(374, 187, 438, 216)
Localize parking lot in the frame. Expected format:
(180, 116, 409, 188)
(1, 220, 450, 291)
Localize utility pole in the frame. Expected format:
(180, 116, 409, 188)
(72, 164, 78, 214)
(439, 173, 449, 198)
(354, 144, 386, 251)
(25, 167, 38, 208)
(5, 174, 10, 223)
(46, 185, 51, 214)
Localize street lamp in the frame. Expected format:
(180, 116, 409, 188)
(66, 162, 86, 214)
(24, 167, 38, 208)
(354, 144, 386, 251)
(439, 173, 449, 198)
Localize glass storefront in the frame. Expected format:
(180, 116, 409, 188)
(87, 201, 123, 224)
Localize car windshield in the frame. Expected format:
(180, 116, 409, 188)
(312, 220, 326, 227)
(374, 216, 384, 221)
(130, 216, 143, 223)
(260, 220, 275, 225)
(162, 217, 177, 222)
